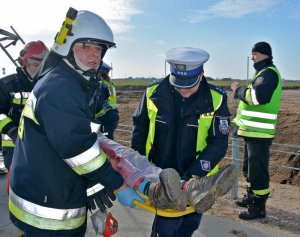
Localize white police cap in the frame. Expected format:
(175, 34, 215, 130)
(165, 47, 209, 88)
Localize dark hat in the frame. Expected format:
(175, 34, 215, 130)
(165, 47, 209, 88)
(252, 41, 272, 58)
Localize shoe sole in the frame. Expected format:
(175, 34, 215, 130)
(159, 168, 182, 202)
(213, 165, 237, 197)
(192, 190, 216, 213)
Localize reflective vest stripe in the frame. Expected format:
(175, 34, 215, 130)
(1, 134, 15, 147)
(12, 98, 27, 105)
(250, 87, 259, 105)
(237, 109, 277, 120)
(0, 115, 13, 132)
(252, 188, 270, 195)
(86, 183, 104, 197)
(196, 90, 223, 176)
(64, 141, 107, 175)
(9, 188, 86, 230)
(145, 85, 159, 157)
(234, 118, 275, 130)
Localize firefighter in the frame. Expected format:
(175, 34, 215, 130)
(9, 10, 143, 237)
(131, 47, 235, 237)
(231, 41, 282, 220)
(0, 40, 49, 172)
(96, 62, 119, 140)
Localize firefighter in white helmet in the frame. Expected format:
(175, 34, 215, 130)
(9, 9, 144, 237)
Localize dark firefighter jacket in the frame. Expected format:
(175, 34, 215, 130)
(0, 67, 35, 148)
(131, 76, 231, 179)
(9, 53, 123, 236)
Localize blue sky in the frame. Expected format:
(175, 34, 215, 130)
(1, 0, 300, 80)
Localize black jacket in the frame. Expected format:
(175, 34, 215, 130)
(0, 67, 35, 134)
(132, 76, 231, 178)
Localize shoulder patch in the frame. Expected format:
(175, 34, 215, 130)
(254, 76, 264, 86)
(200, 160, 211, 171)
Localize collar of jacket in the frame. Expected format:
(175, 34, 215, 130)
(150, 75, 214, 116)
(15, 67, 35, 89)
(38, 52, 99, 90)
(254, 58, 274, 72)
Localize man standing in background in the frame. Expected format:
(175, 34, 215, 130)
(232, 41, 282, 220)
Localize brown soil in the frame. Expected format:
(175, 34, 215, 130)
(114, 88, 300, 235)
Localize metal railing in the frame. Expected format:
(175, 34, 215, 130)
(115, 123, 300, 201)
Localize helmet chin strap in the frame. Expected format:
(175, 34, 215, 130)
(73, 52, 91, 72)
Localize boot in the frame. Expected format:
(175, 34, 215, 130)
(185, 164, 237, 213)
(236, 187, 254, 208)
(148, 168, 188, 211)
(239, 194, 268, 220)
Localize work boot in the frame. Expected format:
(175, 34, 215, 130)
(239, 194, 268, 220)
(185, 164, 237, 213)
(235, 187, 254, 208)
(148, 168, 188, 211)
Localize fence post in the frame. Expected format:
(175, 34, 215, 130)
(231, 137, 240, 200)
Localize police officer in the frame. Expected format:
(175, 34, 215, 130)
(96, 62, 119, 140)
(0, 41, 48, 171)
(231, 41, 282, 220)
(132, 47, 232, 237)
(9, 9, 143, 237)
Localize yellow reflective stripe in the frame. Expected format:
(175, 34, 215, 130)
(252, 188, 270, 195)
(237, 129, 274, 138)
(64, 141, 107, 175)
(9, 199, 85, 230)
(245, 89, 254, 105)
(72, 153, 106, 175)
(206, 165, 219, 176)
(238, 109, 277, 120)
(2, 141, 15, 147)
(22, 104, 40, 125)
(12, 98, 27, 105)
(0, 116, 13, 132)
(2, 138, 15, 147)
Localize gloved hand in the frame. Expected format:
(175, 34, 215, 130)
(116, 186, 145, 208)
(86, 183, 116, 212)
(7, 127, 18, 144)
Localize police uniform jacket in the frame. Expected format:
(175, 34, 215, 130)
(9, 53, 123, 235)
(132, 76, 231, 179)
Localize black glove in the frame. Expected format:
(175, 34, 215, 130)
(86, 183, 116, 212)
(7, 127, 18, 144)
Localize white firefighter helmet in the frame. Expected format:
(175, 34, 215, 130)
(51, 10, 115, 57)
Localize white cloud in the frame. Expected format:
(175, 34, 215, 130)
(0, 0, 142, 36)
(186, 0, 280, 23)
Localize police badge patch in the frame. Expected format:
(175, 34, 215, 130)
(219, 119, 229, 134)
(200, 160, 211, 171)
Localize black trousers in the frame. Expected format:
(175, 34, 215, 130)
(242, 137, 272, 192)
